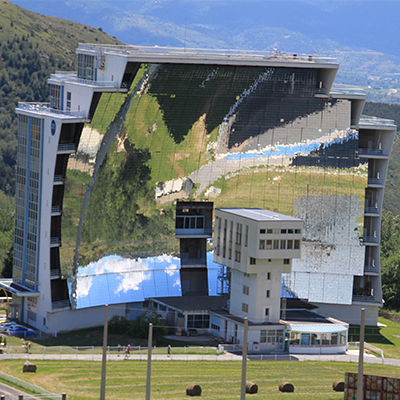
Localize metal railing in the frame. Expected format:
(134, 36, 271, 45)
(359, 148, 386, 156)
(363, 236, 379, 244)
(18, 102, 87, 119)
(360, 115, 396, 127)
(50, 269, 60, 277)
(57, 143, 76, 152)
(368, 178, 384, 186)
(331, 86, 366, 96)
(352, 294, 376, 303)
(50, 72, 120, 88)
(50, 237, 60, 246)
(364, 206, 379, 214)
(53, 175, 63, 183)
(364, 265, 378, 273)
(0, 371, 62, 400)
(51, 300, 70, 310)
(51, 206, 60, 214)
(77, 43, 337, 64)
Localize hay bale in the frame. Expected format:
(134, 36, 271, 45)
(332, 379, 345, 392)
(186, 384, 202, 396)
(279, 381, 294, 392)
(22, 361, 37, 373)
(246, 381, 258, 394)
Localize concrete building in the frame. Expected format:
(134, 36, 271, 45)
(0, 44, 396, 333)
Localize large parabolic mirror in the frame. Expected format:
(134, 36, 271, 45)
(62, 63, 367, 309)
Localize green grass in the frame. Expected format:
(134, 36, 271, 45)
(1, 360, 400, 400)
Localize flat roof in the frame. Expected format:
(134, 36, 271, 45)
(77, 44, 338, 69)
(216, 208, 302, 222)
(151, 295, 226, 312)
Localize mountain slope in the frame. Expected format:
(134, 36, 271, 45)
(0, 0, 121, 196)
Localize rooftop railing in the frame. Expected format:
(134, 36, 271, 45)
(77, 43, 337, 64)
(49, 72, 120, 88)
(360, 115, 396, 127)
(331, 86, 366, 96)
(18, 102, 87, 119)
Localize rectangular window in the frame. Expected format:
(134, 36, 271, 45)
(243, 285, 249, 295)
(288, 229, 293, 234)
(287, 239, 293, 249)
(265, 308, 269, 317)
(66, 91, 71, 112)
(294, 240, 300, 249)
(267, 272, 271, 280)
(242, 303, 249, 313)
(260, 330, 267, 343)
(266, 290, 270, 298)
(250, 257, 256, 265)
(236, 223, 242, 245)
(266, 240, 272, 249)
(245, 225, 248, 247)
(280, 240, 286, 249)
(267, 229, 273, 234)
(283, 259, 290, 265)
(273, 240, 279, 249)
(259, 240, 265, 249)
(281, 229, 287, 234)
(295, 229, 301, 234)
(268, 330, 275, 342)
(50, 84, 61, 110)
(260, 229, 266, 234)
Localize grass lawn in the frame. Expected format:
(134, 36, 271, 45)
(1, 360, 400, 400)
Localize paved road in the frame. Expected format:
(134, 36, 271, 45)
(0, 382, 40, 400)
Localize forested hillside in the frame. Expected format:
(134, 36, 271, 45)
(363, 102, 400, 216)
(0, 0, 120, 272)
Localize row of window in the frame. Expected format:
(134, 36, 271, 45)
(260, 330, 284, 343)
(260, 228, 301, 235)
(259, 239, 300, 250)
(176, 216, 204, 230)
(187, 314, 210, 329)
(290, 331, 346, 346)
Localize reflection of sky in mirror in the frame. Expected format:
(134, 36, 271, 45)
(72, 252, 221, 309)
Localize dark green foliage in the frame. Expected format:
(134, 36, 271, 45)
(380, 211, 400, 310)
(1, 246, 13, 278)
(108, 311, 168, 341)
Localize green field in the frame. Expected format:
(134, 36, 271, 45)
(1, 359, 400, 400)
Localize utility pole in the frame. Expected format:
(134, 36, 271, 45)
(240, 317, 248, 400)
(146, 323, 153, 400)
(100, 304, 109, 400)
(357, 308, 365, 400)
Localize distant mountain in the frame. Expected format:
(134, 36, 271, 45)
(8, 0, 400, 80)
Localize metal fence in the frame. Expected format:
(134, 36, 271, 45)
(0, 371, 62, 400)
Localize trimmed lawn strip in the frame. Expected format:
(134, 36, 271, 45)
(1, 360, 400, 400)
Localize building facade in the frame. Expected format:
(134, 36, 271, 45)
(0, 45, 396, 333)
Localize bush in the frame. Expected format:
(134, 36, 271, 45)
(108, 315, 131, 334)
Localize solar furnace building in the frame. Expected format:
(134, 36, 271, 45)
(1, 44, 396, 332)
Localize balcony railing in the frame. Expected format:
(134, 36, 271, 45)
(50, 72, 120, 88)
(364, 207, 379, 214)
(180, 255, 207, 266)
(18, 102, 87, 118)
(50, 269, 60, 277)
(352, 295, 376, 303)
(331, 86, 366, 96)
(368, 178, 384, 186)
(360, 115, 396, 127)
(359, 148, 386, 157)
(52, 300, 70, 310)
(50, 237, 60, 246)
(363, 236, 379, 244)
(51, 205, 61, 214)
(54, 175, 63, 184)
(57, 143, 76, 153)
(364, 265, 378, 273)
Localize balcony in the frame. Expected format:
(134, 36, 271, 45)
(51, 205, 61, 216)
(352, 294, 376, 303)
(50, 237, 60, 247)
(52, 299, 70, 310)
(367, 177, 384, 187)
(180, 254, 207, 267)
(364, 206, 379, 215)
(359, 115, 396, 127)
(364, 265, 379, 275)
(57, 143, 76, 154)
(18, 102, 87, 119)
(362, 236, 379, 245)
(50, 269, 61, 279)
(359, 147, 388, 159)
(175, 216, 212, 238)
(54, 175, 64, 185)
(49, 71, 120, 88)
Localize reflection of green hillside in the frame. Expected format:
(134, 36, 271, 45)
(209, 166, 367, 216)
